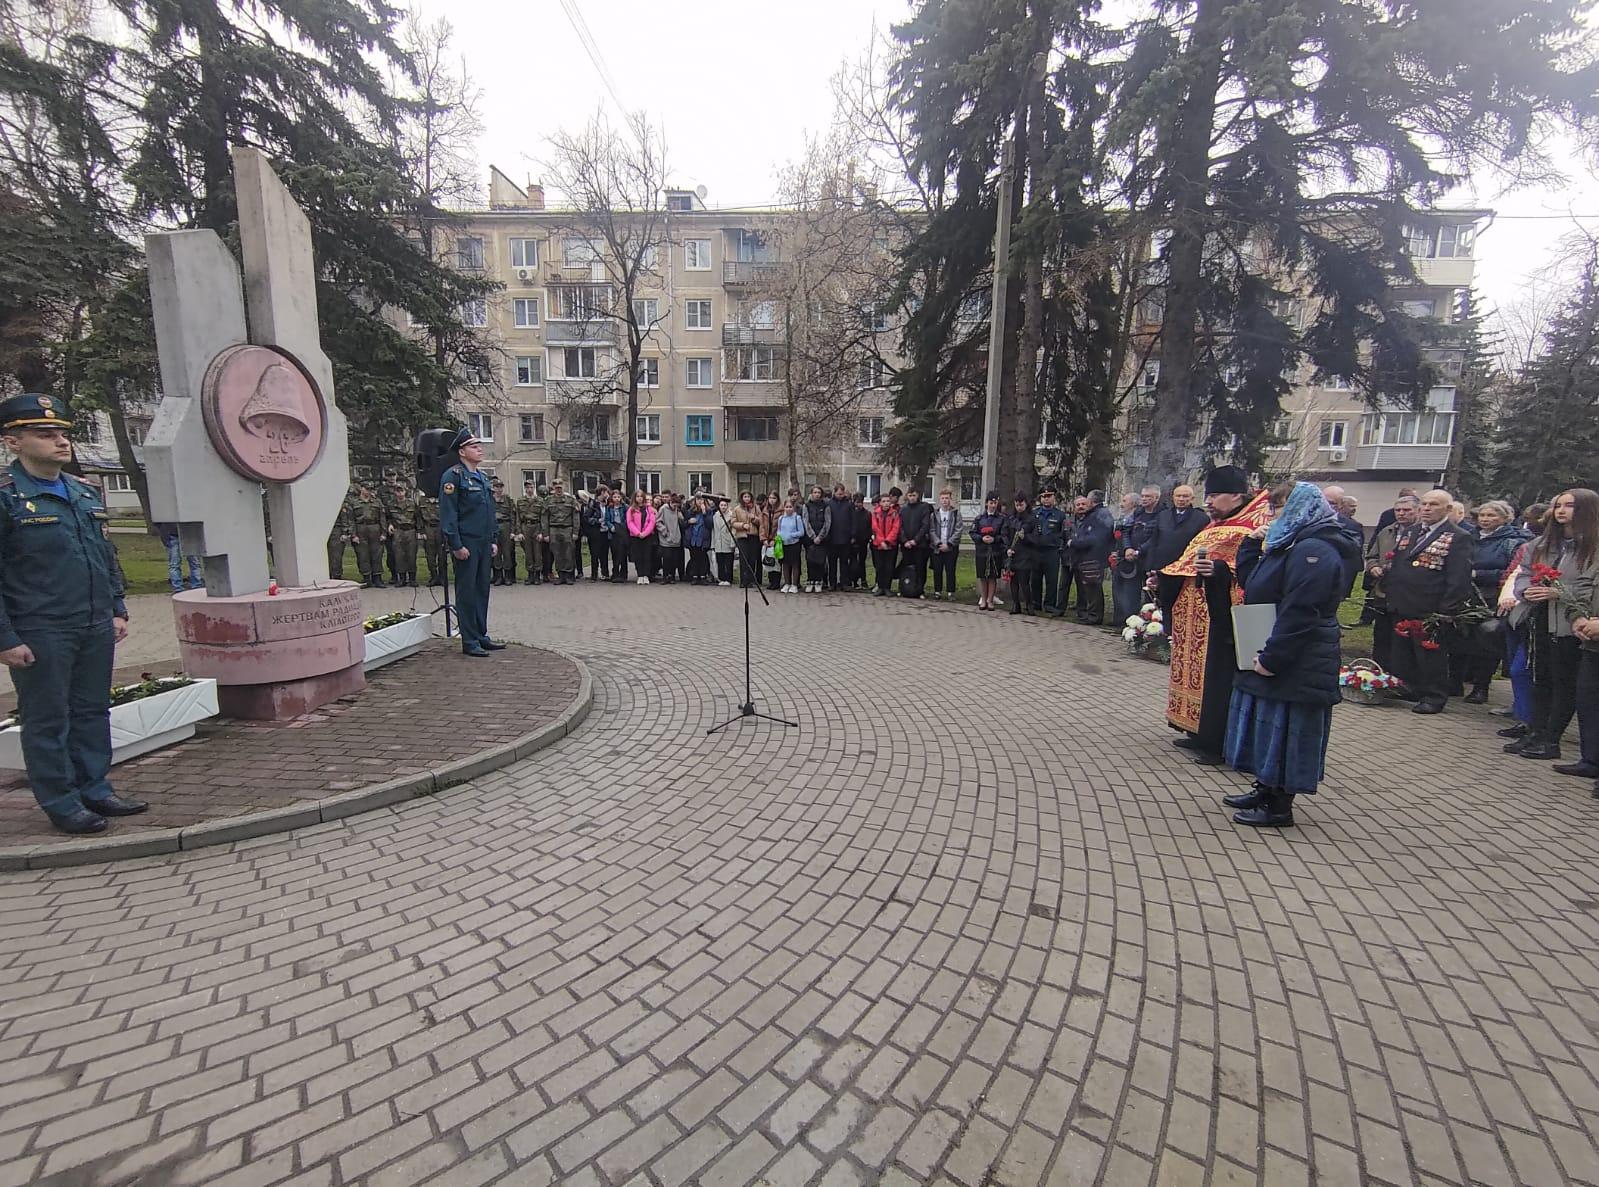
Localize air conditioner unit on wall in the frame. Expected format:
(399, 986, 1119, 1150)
(1329, 448, 1347, 463)
(517, 268, 530, 281)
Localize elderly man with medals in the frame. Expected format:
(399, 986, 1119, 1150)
(1159, 465, 1272, 765)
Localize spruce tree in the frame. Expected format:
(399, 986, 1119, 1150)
(1111, 0, 1599, 487)
(1492, 248, 1599, 507)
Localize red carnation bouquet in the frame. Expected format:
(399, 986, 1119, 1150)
(1530, 562, 1563, 587)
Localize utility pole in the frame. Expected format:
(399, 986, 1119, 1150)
(980, 138, 1014, 502)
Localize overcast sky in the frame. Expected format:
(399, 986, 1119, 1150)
(419, 0, 1598, 327)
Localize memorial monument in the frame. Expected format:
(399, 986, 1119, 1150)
(144, 147, 365, 719)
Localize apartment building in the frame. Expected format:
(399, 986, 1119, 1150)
(1114, 207, 1491, 512)
(438, 168, 904, 502)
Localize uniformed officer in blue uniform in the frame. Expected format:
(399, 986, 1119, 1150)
(437, 427, 505, 657)
(0, 394, 146, 834)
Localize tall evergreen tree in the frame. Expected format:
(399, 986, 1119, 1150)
(1112, 0, 1599, 488)
(1492, 247, 1599, 506)
(92, 0, 496, 467)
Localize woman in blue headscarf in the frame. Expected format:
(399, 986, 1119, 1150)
(1221, 481, 1363, 827)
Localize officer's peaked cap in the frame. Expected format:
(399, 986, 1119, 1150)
(1, 393, 73, 431)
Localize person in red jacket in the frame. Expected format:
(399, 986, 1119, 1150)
(870, 488, 903, 597)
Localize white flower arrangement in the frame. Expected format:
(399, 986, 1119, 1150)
(1125, 603, 1169, 660)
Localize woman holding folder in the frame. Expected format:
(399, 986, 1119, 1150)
(1222, 482, 1362, 828)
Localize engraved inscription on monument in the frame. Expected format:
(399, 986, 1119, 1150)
(200, 343, 327, 483)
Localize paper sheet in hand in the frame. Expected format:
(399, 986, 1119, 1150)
(1231, 603, 1277, 670)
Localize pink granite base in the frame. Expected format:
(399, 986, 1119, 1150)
(217, 662, 366, 721)
(173, 582, 368, 721)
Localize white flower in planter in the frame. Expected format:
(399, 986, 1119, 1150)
(1144, 622, 1164, 637)
(1125, 615, 1144, 629)
(1122, 627, 1138, 642)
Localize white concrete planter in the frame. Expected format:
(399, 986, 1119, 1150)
(0, 677, 219, 770)
(363, 615, 434, 671)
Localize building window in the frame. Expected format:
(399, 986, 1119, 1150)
(668, 193, 694, 212)
(735, 415, 779, 442)
(636, 414, 661, 444)
(513, 298, 540, 329)
(859, 358, 888, 389)
(734, 229, 772, 262)
(858, 416, 885, 446)
(959, 475, 981, 503)
(1400, 298, 1437, 319)
(563, 238, 600, 268)
(685, 239, 712, 270)
(1267, 414, 1294, 446)
(1318, 420, 1348, 450)
(687, 358, 714, 388)
(456, 237, 484, 270)
(1320, 373, 1353, 391)
(863, 305, 890, 331)
(732, 346, 775, 381)
(1438, 223, 1474, 258)
(638, 470, 662, 495)
(125, 419, 150, 445)
(103, 472, 133, 492)
(637, 358, 659, 388)
(522, 468, 548, 489)
(743, 300, 778, 328)
(519, 414, 545, 443)
(552, 286, 610, 320)
(1038, 421, 1059, 450)
(461, 298, 487, 328)
(686, 415, 715, 445)
(632, 298, 659, 328)
(574, 413, 611, 440)
(561, 347, 597, 378)
(689, 470, 714, 493)
(857, 473, 883, 499)
(514, 355, 544, 386)
(510, 238, 539, 269)
(459, 365, 489, 386)
(467, 413, 494, 442)
(686, 299, 712, 329)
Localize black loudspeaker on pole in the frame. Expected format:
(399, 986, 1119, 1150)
(414, 429, 458, 637)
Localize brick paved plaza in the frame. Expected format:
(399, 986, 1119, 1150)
(2, 583, 1597, 1186)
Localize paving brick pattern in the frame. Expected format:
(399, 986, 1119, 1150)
(0, 636, 581, 845)
(1, 581, 1597, 1187)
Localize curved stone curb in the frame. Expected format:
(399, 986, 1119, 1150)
(0, 649, 594, 872)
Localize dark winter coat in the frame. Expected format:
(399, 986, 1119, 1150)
(971, 512, 1008, 565)
(1231, 521, 1360, 707)
(1005, 510, 1043, 571)
(1145, 505, 1207, 571)
(851, 504, 871, 545)
(1384, 519, 1475, 618)
(804, 497, 832, 545)
(898, 499, 933, 549)
(1471, 523, 1532, 601)
(827, 496, 855, 546)
(1068, 505, 1115, 560)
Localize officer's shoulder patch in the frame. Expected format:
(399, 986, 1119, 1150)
(443, 482, 456, 494)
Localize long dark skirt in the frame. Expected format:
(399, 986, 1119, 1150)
(1224, 689, 1332, 795)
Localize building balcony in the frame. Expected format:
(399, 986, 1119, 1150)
(544, 319, 619, 346)
(1406, 255, 1475, 289)
(721, 383, 785, 408)
(723, 437, 787, 466)
(722, 324, 782, 346)
(550, 438, 623, 462)
(723, 260, 790, 286)
(1354, 443, 1452, 473)
(546, 378, 624, 405)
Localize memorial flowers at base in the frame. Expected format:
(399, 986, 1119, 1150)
(2, 673, 197, 729)
(1122, 604, 1169, 661)
(362, 611, 419, 634)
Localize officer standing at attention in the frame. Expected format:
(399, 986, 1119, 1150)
(0, 394, 145, 834)
(490, 478, 516, 585)
(438, 428, 505, 656)
(349, 484, 388, 588)
(419, 489, 444, 586)
(541, 477, 582, 584)
(390, 477, 422, 587)
(515, 479, 545, 585)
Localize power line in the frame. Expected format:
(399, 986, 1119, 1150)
(557, 0, 630, 127)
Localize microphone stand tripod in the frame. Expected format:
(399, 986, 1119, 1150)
(707, 502, 798, 735)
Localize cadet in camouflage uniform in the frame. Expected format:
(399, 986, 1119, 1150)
(541, 477, 581, 584)
(514, 480, 545, 586)
(390, 479, 422, 587)
(490, 479, 516, 585)
(376, 479, 401, 584)
(327, 488, 354, 579)
(419, 491, 444, 586)
(349, 483, 388, 588)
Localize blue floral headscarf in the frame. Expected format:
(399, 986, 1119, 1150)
(1264, 481, 1338, 553)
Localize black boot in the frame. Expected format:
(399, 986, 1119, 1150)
(1222, 782, 1267, 810)
(1519, 739, 1562, 760)
(1234, 788, 1295, 828)
(1464, 686, 1489, 704)
(372, 576, 387, 589)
